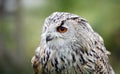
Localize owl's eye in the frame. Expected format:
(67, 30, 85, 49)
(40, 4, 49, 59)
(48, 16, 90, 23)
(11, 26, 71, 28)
(57, 26, 67, 33)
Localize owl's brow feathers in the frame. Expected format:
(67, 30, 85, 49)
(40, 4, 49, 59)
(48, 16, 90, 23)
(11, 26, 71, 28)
(46, 12, 87, 27)
(60, 17, 87, 27)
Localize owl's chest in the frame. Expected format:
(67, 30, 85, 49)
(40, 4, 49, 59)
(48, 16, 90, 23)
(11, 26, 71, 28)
(40, 50, 91, 74)
(41, 58, 82, 74)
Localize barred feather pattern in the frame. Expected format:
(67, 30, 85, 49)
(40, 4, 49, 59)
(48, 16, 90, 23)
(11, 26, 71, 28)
(31, 12, 115, 74)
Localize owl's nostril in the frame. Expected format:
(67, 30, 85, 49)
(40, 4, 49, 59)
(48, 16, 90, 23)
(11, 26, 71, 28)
(46, 35, 53, 42)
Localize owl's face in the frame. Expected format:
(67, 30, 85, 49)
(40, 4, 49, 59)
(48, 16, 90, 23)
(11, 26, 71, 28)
(42, 19, 76, 47)
(41, 12, 93, 50)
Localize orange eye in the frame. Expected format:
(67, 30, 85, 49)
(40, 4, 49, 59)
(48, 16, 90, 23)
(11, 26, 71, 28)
(57, 26, 67, 33)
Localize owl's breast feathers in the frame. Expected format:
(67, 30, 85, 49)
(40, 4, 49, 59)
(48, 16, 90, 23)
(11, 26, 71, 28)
(31, 44, 114, 74)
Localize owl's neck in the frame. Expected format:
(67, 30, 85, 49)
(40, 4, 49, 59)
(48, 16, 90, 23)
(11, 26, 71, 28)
(41, 42, 86, 67)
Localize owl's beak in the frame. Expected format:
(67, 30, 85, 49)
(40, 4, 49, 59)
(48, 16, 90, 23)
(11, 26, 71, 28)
(46, 35, 53, 42)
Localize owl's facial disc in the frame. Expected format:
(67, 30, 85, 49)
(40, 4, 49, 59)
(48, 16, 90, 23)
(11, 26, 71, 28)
(46, 26, 68, 42)
(45, 19, 68, 43)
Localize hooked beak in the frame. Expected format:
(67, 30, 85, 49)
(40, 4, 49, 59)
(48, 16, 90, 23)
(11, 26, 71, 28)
(46, 35, 54, 42)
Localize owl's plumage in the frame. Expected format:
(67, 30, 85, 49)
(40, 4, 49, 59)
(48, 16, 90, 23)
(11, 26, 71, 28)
(31, 12, 114, 74)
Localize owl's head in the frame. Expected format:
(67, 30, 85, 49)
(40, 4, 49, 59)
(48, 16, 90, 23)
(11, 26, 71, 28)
(41, 12, 95, 50)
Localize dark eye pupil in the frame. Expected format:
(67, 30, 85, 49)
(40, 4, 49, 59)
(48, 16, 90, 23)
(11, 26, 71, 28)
(60, 27, 65, 31)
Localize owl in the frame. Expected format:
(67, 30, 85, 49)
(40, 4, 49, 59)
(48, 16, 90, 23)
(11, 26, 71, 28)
(31, 12, 115, 74)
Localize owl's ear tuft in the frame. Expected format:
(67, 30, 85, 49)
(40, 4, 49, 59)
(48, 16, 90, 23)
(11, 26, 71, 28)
(70, 17, 88, 24)
(70, 17, 79, 20)
(77, 18, 87, 23)
(81, 18, 87, 22)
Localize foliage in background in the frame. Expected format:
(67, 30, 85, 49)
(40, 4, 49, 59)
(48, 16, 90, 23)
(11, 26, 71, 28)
(0, 0, 120, 74)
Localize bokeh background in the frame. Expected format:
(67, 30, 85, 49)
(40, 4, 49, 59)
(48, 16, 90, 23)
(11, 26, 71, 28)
(0, 0, 120, 74)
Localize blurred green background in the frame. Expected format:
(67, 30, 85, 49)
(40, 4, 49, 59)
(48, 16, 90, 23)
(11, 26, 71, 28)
(0, 0, 120, 74)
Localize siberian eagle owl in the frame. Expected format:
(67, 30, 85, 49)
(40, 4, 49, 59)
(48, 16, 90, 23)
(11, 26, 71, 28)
(31, 12, 114, 74)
